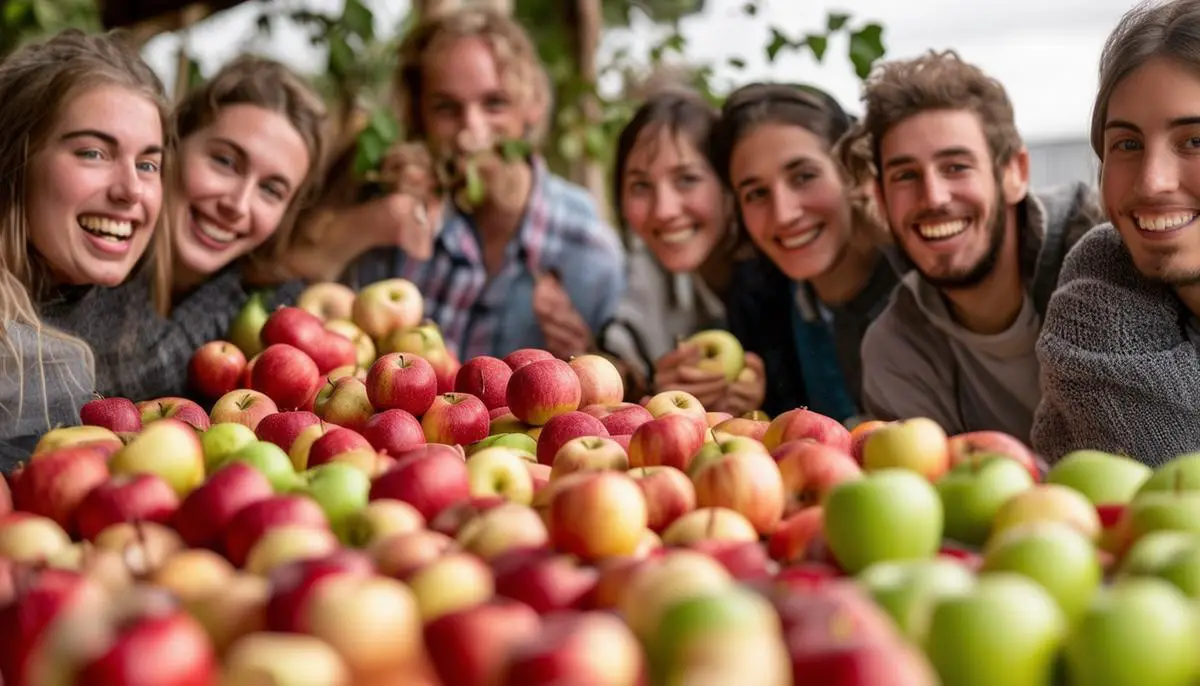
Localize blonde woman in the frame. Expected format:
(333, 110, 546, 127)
(0, 29, 174, 451)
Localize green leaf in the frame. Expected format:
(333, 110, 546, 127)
(31, 0, 60, 26)
(849, 23, 886, 79)
(765, 27, 792, 63)
(742, 1, 758, 16)
(353, 127, 387, 177)
(805, 34, 828, 62)
(3, 0, 31, 27)
(187, 57, 204, 90)
(728, 56, 746, 70)
(328, 33, 355, 78)
(499, 138, 533, 162)
(662, 32, 686, 53)
(341, 0, 374, 41)
(826, 12, 850, 32)
(368, 108, 400, 143)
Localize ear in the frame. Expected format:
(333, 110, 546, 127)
(1001, 146, 1030, 204)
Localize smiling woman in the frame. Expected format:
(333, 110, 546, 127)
(0, 29, 174, 449)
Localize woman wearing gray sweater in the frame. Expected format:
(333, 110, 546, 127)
(1033, 0, 1200, 466)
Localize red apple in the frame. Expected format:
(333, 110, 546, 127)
(774, 440, 863, 514)
(713, 417, 769, 443)
(507, 359, 582, 426)
(763, 408, 852, 453)
(171, 463, 273, 550)
(499, 610, 642, 686)
(370, 446, 471, 521)
(582, 402, 655, 436)
(137, 397, 211, 431)
(371, 529, 455, 579)
(848, 420, 890, 465)
(692, 449, 785, 535)
(767, 507, 826, 565)
(305, 427, 373, 468)
(424, 597, 542, 686)
(504, 348, 555, 370)
(224, 495, 330, 567)
(209, 389, 278, 431)
(535, 410, 609, 466)
(0, 569, 107, 686)
(422, 392, 490, 446)
(947, 430, 1040, 480)
(239, 353, 259, 388)
(255, 411, 321, 452)
(11, 445, 110, 534)
(261, 305, 355, 374)
(772, 561, 843, 592)
(548, 472, 648, 561)
(361, 408, 425, 456)
(79, 396, 142, 433)
(455, 355, 513, 410)
(627, 413, 707, 472)
(365, 352, 438, 416)
(428, 495, 507, 537)
(629, 465, 696, 533)
(188, 340, 248, 400)
(569, 354, 625, 407)
(351, 278, 423, 341)
(428, 347, 462, 395)
(527, 462, 552, 493)
(251, 343, 322, 411)
(490, 406, 513, 420)
(264, 549, 376, 633)
(312, 375, 374, 433)
(75, 473, 179, 541)
(788, 636, 938, 686)
(586, 551, 667, 610)
(691, 539, 774, 581)
(491, 547, 599, 614)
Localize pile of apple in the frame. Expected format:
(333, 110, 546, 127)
(7, 279, 1200, 685)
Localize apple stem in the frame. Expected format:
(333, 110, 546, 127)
(92, 392, 105, 400)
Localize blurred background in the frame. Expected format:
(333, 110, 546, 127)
(3, 0, 1135, 210)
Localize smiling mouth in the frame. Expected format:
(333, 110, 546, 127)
(657, 225, 698, 245)
(915, 218, 969, 242)
(192, 210, 238, 245)
(79, 215, 133, 243)
(1134, 211, 1199, 232)
(777, 225, 822, 250)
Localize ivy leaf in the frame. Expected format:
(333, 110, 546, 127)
(805, 34, 828, 62)
(728, 56, 746, 70)
(328, 32, 355, 78)
(341, 0, 374, 41)
(849, 23, 886, 79)
(826, 12, 850, 32)
(765, 27, 792, 63)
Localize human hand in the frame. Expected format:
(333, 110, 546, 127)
(711, 352, 766, 416)
(653, 343, 728, 409)
(533, 270, 592, 359)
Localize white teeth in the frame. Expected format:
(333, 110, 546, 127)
(917, 219, 969, 240)
(78, 216, 132, 239)
(779, 229, 820, 250)
(1135, 212, 1198, 232)
(197, 219, 237, 244)
(658, 227, 696, 245)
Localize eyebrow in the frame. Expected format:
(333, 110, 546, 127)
(61, 129, 163, 156)
(211, 136, 295, 190)
(734, 156, 815, 191)
(883, 146, 975, 170)
(626, 162, 700, 178)
(1104, 116, 1200, 134)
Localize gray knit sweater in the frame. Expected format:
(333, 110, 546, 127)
(1032, 224, 1200, 466)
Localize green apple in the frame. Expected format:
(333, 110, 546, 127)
(688, 436, 769, 477)
(683, 329, 746, 383)
(1153, 544, 1200, 599)
(110, 418, 206, 497)
(228, 290, 269, 358)
(1064, 577, 1199, 686)
(648, 585, 788, 686)
(861, 417, 950, 481)
(1046, 450, 1152, 505)
(298, 462, 371, 543)
(465, 432, 537, 459)
(200, 422, 257, 472)
(823, 468, 943, 574)
(924, 573, 1067, 686)
(857, 558, 976, 641)
(225, 440, 298, 493)
(1136, 452, 1200, 495)
(466, 446, 534, 505)
(937, 453, 1034, 546)
(1123, 490, 1200, 544)
(1118, 530, 1200, 577)
(981, 522, 1101, 624)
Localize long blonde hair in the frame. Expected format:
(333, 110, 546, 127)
(0, 29, 175, 426)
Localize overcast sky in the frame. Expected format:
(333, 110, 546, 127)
(144, 0, 1140, 144)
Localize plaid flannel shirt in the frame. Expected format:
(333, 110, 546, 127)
(348, 158, 626, 360)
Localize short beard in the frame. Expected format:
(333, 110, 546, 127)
(918, 199, 1007, 291)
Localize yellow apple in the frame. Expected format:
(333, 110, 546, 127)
(110, 418, 206, 496)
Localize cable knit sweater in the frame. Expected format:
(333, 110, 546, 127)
(1032, 223, 1200, 466)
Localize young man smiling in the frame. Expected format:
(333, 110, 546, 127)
(842, 50, 1103, 441)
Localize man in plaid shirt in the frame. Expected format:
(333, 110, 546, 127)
(348, 8, 625, 362)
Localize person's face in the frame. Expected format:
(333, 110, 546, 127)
(1101, 56, 1200, 287)
(877, 108, 1027, 290)
(26, 83, 164, 287)
(730, 122, 852, 281)
(419, 35, 537, 160)
(621, 128, 727, 273)
(176, 104, 310, 276)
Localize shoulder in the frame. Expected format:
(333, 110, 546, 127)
(1057, 223, 1139, 286)
(861, 285, 931, 362)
